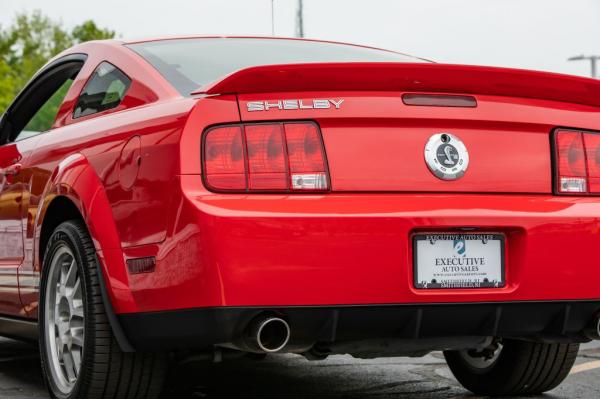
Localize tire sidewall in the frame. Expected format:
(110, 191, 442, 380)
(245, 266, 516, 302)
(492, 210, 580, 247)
(39, 222, 92, 399)
(453, 348, 504, 375)
(444, 342, 520, 395)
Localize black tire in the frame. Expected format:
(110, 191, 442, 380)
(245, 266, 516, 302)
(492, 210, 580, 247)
(39, 220, 167, 399)
(444, 340, 579, 396)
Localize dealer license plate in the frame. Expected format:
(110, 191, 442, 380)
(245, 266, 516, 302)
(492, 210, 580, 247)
(413, 233, 505, 289)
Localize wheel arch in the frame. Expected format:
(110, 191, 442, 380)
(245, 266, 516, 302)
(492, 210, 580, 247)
(38, 195, 83, 268)
(35, 154, 114, 265)
(35, 154, 134, 352)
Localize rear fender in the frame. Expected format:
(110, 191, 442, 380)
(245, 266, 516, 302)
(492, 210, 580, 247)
(35, 154, 135, 350)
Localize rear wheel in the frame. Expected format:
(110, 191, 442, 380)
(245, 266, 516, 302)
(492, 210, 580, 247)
(39, 220, 166, 399)
(444, 339, 579, 396)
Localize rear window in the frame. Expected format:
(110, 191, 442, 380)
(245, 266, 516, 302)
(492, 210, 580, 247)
(127, 38, 425, 95)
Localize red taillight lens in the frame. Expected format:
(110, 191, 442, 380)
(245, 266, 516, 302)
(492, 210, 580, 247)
(554, 129, 600, 195)
(203, 122, 329, 192)
(284, 123, 329, 190)
(556, 131, 586, 193)
(245, 124, 287, 190)
(583, 133, 600, 193)
(204, 126, 246, 190)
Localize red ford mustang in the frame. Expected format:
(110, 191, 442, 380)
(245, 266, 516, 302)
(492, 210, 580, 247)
(1, 36, 599, 398)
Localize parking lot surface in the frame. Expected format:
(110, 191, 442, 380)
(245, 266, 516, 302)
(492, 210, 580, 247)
(0, 338, 598, 398)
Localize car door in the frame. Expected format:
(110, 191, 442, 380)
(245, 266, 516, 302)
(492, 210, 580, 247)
(0, 130, 46, 313)
(0, 135, 25, 314)
(0, 56, 85, 316)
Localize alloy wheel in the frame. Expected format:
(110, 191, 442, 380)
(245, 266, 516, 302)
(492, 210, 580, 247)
(458, 343, 503, 371)
(44, 244, 85, 394)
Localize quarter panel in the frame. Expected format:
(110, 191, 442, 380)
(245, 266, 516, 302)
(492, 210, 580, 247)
(32, 99, 197, 249)
(179, 94, 241, 175)
(22, 153, 130, 317)
(20, 99, 198, 316)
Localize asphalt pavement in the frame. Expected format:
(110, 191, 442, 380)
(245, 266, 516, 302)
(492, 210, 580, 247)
(0, 338, 598, 398)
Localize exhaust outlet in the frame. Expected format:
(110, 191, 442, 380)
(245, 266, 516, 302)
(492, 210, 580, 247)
(244, 315, 290, 353)
(584, 317, 600, 340)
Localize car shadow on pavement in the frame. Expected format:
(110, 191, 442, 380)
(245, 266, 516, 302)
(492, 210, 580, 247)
(0, 338, 588, 399)
(162, 353, 467, 399)
(0, 339, 47, 398)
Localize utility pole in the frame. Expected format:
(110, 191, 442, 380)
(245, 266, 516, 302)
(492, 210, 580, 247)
(568, 55, 600, 78)
(296, 0, 304, 38)
(271, 0, 275, 36)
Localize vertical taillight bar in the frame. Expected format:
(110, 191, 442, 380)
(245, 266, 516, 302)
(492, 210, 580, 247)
(203, 122, 330, 193)
(203, 125, 247, 191)
(245, 124, 288, 190)
(583, 133, 600, 193)
(555, 129, 600, 195)
(284, 123, 329, 190)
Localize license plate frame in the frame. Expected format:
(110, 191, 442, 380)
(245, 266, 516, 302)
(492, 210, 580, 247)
(413, 233, 505, 289)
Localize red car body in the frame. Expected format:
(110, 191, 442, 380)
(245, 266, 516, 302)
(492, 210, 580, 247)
(1, 37, 599, 355)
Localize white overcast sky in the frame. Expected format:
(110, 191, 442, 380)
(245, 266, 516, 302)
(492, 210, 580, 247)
(1, 0, 599, 77)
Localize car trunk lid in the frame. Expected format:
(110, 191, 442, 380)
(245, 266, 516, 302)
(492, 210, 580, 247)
(197, 63, 600, 193)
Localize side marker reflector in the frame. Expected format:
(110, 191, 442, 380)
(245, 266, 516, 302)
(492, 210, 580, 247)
(127, 257, 156, 274)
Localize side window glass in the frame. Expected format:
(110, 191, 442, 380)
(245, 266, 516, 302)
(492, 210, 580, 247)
(73, 62, 131, 118)
(17, 79, 74, 141)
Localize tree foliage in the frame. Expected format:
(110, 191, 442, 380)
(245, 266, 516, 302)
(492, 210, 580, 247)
(0, 11, 115, 115)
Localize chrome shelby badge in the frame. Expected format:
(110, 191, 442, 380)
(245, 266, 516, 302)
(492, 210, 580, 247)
(246, 99, 344, 112)
(424, 133, 469, 180)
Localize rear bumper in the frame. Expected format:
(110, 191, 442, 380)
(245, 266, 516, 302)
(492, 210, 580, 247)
(112, 176, 600, 314)
(119, 301, 600, 351)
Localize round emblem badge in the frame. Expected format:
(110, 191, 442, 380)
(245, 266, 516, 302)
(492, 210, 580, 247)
(424, 133, 469, 180)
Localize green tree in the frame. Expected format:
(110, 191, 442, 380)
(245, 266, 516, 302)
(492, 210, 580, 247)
(0, 60, 15, 113)
(72, 20, 115, 43)
(0, 11, 115, 117)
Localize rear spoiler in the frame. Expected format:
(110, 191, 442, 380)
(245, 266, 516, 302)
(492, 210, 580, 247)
(193, 62, 600, 108)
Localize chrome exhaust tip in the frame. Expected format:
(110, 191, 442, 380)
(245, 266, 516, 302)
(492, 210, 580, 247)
(245, 315, 291, 353)
(584, 317, 600, 340)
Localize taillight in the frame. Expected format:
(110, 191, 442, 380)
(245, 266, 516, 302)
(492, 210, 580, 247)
(554, 129, 600, 195)
(204, 126, 246, 190)
(203, 122, 330, 192)
(583, 133, 600, 193)
(245, 124, 287, 190)
(284, 123, 329, 190)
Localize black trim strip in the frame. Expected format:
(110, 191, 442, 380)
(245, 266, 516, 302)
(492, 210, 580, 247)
(7, 53, 88, 116)
(0, 315, 37, 341)
(96, 260, 135, 352)
(118, 300, 600, 350)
